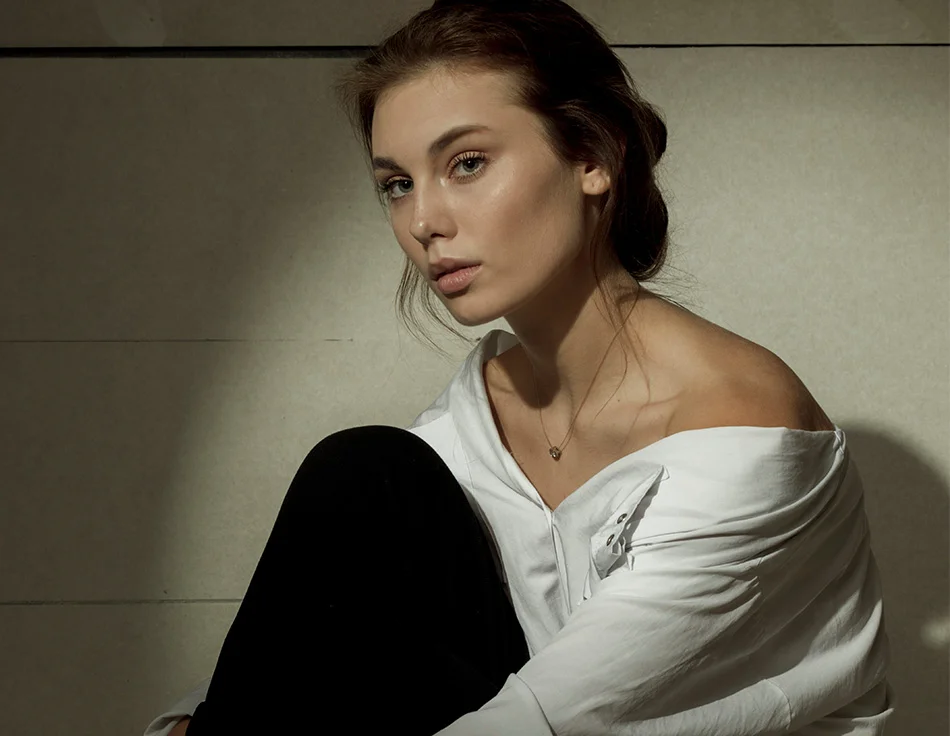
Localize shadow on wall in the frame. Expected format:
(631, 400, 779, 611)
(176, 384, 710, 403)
(844, 424, 949, 735)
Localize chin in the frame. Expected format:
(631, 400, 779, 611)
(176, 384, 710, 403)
(441, 298, 507, 329)
(448, 310, 493, 329)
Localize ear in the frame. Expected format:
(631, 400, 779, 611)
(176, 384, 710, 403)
(580, 162, 611, 197)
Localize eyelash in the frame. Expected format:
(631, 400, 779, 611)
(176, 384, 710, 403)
(376, 153, 489, 203)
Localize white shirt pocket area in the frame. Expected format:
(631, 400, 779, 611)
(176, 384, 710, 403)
(581, 464, 669, 604)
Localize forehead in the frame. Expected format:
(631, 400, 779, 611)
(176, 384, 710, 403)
(371, 68, 521, 153)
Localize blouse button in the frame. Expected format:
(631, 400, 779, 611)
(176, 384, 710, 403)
(606, 533, 615, 546)
(616, 513, 627, 524)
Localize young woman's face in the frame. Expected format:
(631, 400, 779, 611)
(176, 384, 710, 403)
(371, 67, 610, 327)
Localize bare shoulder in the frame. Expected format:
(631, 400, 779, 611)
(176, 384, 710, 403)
(672, 376, 836, 436)
(666, 310, 836, 435)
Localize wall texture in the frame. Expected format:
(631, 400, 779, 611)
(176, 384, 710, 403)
(0, 1, 947, 734)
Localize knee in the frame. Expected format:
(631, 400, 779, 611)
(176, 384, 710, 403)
(300, 424, 436, 476)
(287, 424, 463, 523)
(312, 423, 422, 453)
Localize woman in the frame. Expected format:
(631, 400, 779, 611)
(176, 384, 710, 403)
(146, 1, 895, 733)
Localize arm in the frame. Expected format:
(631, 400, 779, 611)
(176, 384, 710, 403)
(435, 428, 884, 734)
(168, 719, 190, 736)
(437, 550, 777, 736)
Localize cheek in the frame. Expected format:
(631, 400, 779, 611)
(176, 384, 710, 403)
(474, 173, 550, 243)
(490, 173, 579, 262)
(391, 235, 426, 278)
(407, 247, 429, 276)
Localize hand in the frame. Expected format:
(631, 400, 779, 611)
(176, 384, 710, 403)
(168, 717, 190, 736)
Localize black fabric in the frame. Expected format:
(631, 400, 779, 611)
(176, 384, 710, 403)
(185, 425, 530, 735)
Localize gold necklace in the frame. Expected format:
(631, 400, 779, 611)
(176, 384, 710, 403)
(527, 305, 636, 460)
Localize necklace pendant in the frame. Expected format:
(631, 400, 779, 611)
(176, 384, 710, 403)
(549, 446, 562, 460)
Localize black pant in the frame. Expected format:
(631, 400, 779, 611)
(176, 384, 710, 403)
(185, 425, 530, 735)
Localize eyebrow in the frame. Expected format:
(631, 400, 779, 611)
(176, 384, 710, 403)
(372, 124, 492, 173)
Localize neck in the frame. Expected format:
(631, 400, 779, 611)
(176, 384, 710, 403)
(502, 269, 658, 435)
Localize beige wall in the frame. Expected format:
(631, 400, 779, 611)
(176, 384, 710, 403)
(0, 2, 946, 734)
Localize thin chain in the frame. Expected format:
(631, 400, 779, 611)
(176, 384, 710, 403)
(528, 303, 637, 460)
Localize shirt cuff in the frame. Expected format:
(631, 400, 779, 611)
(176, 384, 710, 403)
(142, 678, 210, 736)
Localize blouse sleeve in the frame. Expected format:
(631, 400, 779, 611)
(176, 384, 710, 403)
(434, 429, 891, 735)
(436, 546, 780, 735)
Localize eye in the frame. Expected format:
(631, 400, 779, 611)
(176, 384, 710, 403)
(376, 153, 489, 203)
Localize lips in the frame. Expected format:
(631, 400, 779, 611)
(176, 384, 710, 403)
(430, 258, 481, 280)
(435, 264, 481, 294)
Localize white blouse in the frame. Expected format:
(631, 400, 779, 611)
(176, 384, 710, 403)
(144, 328, 895, 735)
